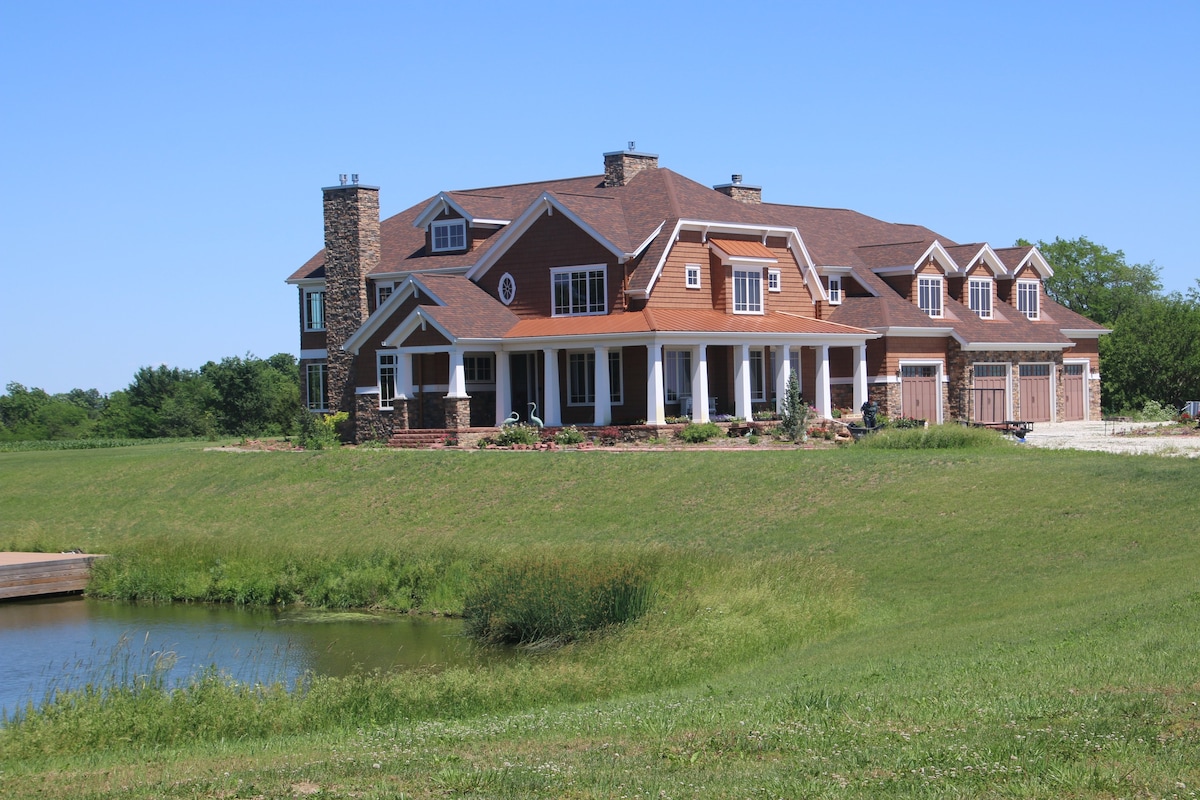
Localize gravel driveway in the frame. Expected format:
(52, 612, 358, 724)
(1021, 420, 1200, 457)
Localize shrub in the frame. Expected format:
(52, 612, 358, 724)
(856, 423, 1010, 450)
(678, 421, 722, 443)
(779, 371, 812, 442)
(493, 424, 540, 447)
(297, 411, 347, 449)
(553, 425, 586, 445)
(1131, 399, 1177, 422)
(463, 553, 654, 646)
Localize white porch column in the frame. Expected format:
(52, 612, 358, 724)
(446, 347, 468, 399)
(542, 347, 561, 427)
(494, 350, 511, 426)
(593, 345, 611, 426)
(774, 343, 791, 415)
(815, 344, 832, 418)
(646, 343, 665, 425)
(734, 344, 752, 420)
(692, 344, 710, 422)
(852, 344, 868, 412)
(395, 352, 412, 400)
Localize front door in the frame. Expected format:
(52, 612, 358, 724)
(509, 353, 540, 424)
(901, 366, 939, 422)
(973, 364, 1007, 424)
(1063, 364, 1085, 421)
(1019, 364, 1052, 422)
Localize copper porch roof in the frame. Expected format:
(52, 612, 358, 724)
(708, 237, 777, 259)
(498, 309, 874, 340)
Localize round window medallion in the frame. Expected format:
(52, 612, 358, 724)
(498, 273, 516, 305)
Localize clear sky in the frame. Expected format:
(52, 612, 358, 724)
(2, 1, 1196, 394)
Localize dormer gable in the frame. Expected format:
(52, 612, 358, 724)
(412, 192, 512, 255)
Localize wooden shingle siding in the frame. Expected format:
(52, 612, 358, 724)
(649, 239, 714, 308)
(882, 337, 948, 375)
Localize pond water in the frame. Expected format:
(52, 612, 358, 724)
(0, 596, 499, 720)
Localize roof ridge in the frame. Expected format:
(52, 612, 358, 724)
(447, 174, 603, 194)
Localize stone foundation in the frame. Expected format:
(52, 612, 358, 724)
(444, 397, 472, 430)
(353, 396, 393, 444)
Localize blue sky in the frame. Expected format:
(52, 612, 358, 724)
(2, 1, 1196, 394)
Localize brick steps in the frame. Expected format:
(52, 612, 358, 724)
(387, 429, 451, 449)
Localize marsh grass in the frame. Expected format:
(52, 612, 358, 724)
(855, 422, 1012, 449)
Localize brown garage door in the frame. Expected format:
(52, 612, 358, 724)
(973, 364, 1007, 424)
(901, 366, 939, 422)
(1019, 364, 1052, 422)
(1063, 364, 1085, 421)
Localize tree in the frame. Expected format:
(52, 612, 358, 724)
(1099, 292, 1200, 412)
(1019, 236, 1162, 327)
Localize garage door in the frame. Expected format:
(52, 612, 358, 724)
(901, 366, 939, 422)
(1063, 364, 1085, 421)
(973, 364, 1007, 424)
(1019, 364, 1052, 422)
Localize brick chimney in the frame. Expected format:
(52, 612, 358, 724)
(321, 176, 379, 419)
(713, 173, 762, 204)
(603, 142, 659, 187)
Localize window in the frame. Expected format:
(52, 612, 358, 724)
(664, 349, 692, 402)
(767, 268, 781, 293)
(968, 278, 992, 319)
(306, 363, 328, 410)
(828, 276, 842, 304)
(498, 272, 516, 305)
(608, 350, 623, 405)
(974, 364, 1007, 378)
(464, 354, 493, 384)
(378, 353, 397, 409)
(304, 288, 326, 331)
(552, 266, 607, 316)
(1017, 280, 1040, 320)
(918, 276, 943, 318)
(749, 348, 766, 402)
(431, 219, 467, 252)
(733, 269, 763, 314)
(376, 283, 393, 309)
(567, 351, 623, 405)
(685, 263, 701, 289)
(1019, 364, 1051, 378)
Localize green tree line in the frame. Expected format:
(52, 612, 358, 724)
(1021, 236, 1199, 414)
(0, 354, 299, 442)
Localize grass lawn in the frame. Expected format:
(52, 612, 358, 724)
(1, 441, 1197, 798)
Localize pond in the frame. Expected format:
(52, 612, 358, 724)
(0, 596, 501, 721)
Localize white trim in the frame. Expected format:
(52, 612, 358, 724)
(498, 272, 517, 305)
(897, 358, 945, 423)
(550, 264, 608, 317)
(1016, 279, 1041, 320)
(1018, 247, 1055, 279)
(767, 268, 782, 293)
(871, 241, 959, 277)
(968, 276, 993, 319)
(918, 275, 944, 318)
(343, 273, 449, 354)
(356, 386, 380, 395)
(431, 218, 468, 253)
(685, 263, 702, 289)
(412, 192, 516, 231)
(299, 349, 328, 360)
(875, 326, 954, 338)
(1061, 328, 1111, 337)
(827, 275, 842, 304)
(383, 307, 457, 348)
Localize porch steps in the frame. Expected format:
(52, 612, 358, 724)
(387, 429, 451, 449)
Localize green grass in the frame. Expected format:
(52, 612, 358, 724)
(1, 442, 1198, 798)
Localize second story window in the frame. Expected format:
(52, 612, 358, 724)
(685, 264, 701, 289)
(828, 276, 842, 304)
(918, 276, 943, 318)
(1017, 280, 1040, 320)
(431, 219, 467, 252)
(767, 268, 782, 293)
(733, 268, 763, 314)
(552, 266, 607, 316)
(304, 288, 326, 331)
(969, 277, 993, 319)
(376, 283, 393, 309)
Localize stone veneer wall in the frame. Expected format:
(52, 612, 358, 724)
(443, 397, 472, 430)
(353, 395, 393, 444)
(322, 184, 379, 441)
(603, 150, 658, 187)
(946, 341, 1065, 422)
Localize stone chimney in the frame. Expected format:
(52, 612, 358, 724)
(603, 142, 659, 187)
(321, 176, 379, 418)
(713, 173, 762, 204)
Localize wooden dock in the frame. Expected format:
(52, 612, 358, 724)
(0, 552, 105, 601)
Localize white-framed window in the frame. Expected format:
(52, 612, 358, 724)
(552, 265, 607, 316)
(968, 277, 993, 319)
(918, 276, 943, 318)
(306, 363, 328, 410)
(304, 288, 326, 331)
(828, 276, 842, 304)
(750, 348, 766, 402)
(498, 272, 516, 305)
(378, 353, 397, 409)
(375, 283, 393, 309)
(664, 349, 692, 403)
(733, 268, 763, 314)
(464, 354, 493, 384)
(431, 219, 467, 252)
(685, 263, 701, 289)
(767, 268, 782, 293)
(608, 350, 623, 405)
(566, 350, 624, 406)
(1017, 280, 1040, 320)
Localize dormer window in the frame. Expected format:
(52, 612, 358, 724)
(767, 268, 782, 293)
(1017, 280, 1040, 320)
(685, 263, 701, 289)
(828, 276, 842, 304)
(968, 277, 992, 319)
(733, 268, 763, 314)
(431, 219, 467, 252)
(552, 265, 607, 316)
(918, 276, 943, 318)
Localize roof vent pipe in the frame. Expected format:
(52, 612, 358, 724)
(732, 174, 743, 185)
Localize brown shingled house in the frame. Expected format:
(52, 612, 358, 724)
(287, 148, 1108, 442)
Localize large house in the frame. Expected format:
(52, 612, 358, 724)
(287, 147, 1108, 442)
